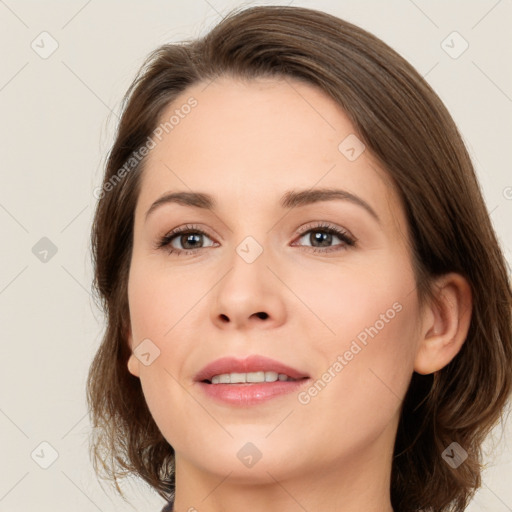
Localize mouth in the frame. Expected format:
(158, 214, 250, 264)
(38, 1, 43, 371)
(194, 354, 310, 383)
(206, 371, 301, 384)
(194, 355, 310, 406)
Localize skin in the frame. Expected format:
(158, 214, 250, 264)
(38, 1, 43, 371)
(126, 76, 472, 512)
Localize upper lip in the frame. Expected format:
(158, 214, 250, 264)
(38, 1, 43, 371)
(194, 355, 310, 382)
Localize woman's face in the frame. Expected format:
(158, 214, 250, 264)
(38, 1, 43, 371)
(127, 76, 424, 485)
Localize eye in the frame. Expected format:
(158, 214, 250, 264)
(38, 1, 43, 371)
(155, 224, 216, 255)
(292, 222, 356, 253)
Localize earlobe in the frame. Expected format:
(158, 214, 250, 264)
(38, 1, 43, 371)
(126, 329, 140, 378)
(414, 273, 472, 375)
(127, 353, 140, 378)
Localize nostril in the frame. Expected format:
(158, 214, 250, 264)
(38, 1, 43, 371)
(255, 312, 268, 319)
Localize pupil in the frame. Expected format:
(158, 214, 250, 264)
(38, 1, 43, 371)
(182, 233, 201, 249)
(312, 231, 331, 247)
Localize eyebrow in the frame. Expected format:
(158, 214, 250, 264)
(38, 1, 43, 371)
(145, 187, 380, 223)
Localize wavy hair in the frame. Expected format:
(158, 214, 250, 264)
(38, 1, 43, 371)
(86, 6, 512, 511)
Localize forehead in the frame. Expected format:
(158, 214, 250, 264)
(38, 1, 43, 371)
(136, 76, 404, 231)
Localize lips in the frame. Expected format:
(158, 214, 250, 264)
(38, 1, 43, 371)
(194, 355, 309, 383)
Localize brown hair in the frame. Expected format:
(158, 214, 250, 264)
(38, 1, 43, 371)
(87, 5, 512, 511)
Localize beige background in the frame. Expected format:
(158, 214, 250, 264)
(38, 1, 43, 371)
(0, 1, 511, 510)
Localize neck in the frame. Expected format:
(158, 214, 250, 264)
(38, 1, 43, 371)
(172, 443, 395, 512)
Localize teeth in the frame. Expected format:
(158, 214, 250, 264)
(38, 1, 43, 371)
(210, 371, 296, 384)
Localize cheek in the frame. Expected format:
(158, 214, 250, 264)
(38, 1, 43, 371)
(288, 248, 418, 348)
(293, 251, 419, 415)
(128, 259, 207, 343)
(127, 261, 215, 448)
(298, 278, 419, 437)
(290, 299, 419, 469)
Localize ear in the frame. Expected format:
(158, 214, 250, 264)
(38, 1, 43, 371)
(126, 327, 140, 378)
(414, 273, 472, 375)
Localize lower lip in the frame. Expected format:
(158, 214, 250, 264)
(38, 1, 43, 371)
(197, 379, 310, 406)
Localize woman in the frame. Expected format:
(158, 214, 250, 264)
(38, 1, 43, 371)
(87, 5, 512, 511)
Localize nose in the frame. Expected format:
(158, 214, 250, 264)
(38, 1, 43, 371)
(210, 243, 287, 331)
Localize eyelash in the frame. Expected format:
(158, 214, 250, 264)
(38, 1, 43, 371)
(155, 222, 356, 256)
